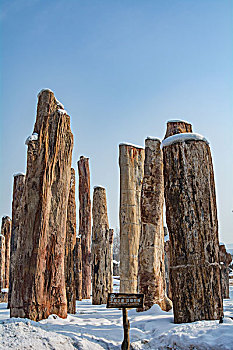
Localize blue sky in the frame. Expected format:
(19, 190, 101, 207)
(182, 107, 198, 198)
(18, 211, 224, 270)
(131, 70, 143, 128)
(0, 0, 232, 244)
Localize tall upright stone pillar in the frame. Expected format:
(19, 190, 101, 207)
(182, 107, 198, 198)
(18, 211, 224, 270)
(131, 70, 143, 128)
(0, 234, 5, 290)
(8, 173, 25, 308)
(78, 156, 91, 299)
(65, 168, 76, 314)
(1, 216, 12, 289)
(10, 89, 73, 321)
(138, 138, 172, 312)
(74, 237, 82, 301)
(119, 143, 145, 293)
(162, 122, 223, 323)
(219, 244, 232, 299)
(92, 186, 111, 304)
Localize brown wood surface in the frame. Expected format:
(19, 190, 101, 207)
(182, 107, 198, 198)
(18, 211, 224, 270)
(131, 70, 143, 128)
(8, 174, 25, 308)
(78, 156, 91, 299)
(138, 138, 172, 312)
(10, 90, 73, 321)
(163, 134, 223, 323)
(65, 168, 76, 313)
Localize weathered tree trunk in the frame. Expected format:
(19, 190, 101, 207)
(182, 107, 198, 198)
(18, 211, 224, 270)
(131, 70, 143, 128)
(65, 168, 76, 314)
(107, 229, 114, 294)
(164, 240, 172, 301)
(92, 186, 110, 304)
(8, 173, 25, 308)
(219, 244, 232, 299)
(119, 143, 145, 293)
(0, 233, 5, 290)
(138, 138, 172, 312)
(163, 124, 223, 323)
(74, 237, 82, 301)
(164, 120, 192, 139)
(1, 216, 12, 289)
(78, 156, 91, 299)
(10, 89, 73, 321)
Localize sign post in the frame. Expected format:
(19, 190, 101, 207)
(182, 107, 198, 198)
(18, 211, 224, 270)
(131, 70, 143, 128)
(107, 293, 144, 350)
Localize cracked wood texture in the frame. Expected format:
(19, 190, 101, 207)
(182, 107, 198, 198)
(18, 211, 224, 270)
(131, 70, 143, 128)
(8, 174, 25, 308)
(78, 156, 91, 299)
(163, 125, 223, 323)
(119, 144, 145, 293)
(10, 89, 73, 321)
(1, 216, 12, 289)
(138, 138, 172, 312)
(219, 244, 232, 299)
(107, 229, 114, 294)
(65, 168, 76, 313)
(164, 120, 192, 139)
(92, 186, 111, 304)
(0, 233, 5, 290)
(74, 237, 82, 301)
(164, 240, 172, 301)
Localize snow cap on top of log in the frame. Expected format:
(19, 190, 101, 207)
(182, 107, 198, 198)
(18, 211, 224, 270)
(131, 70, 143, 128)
(25, 133, 38, 145)
(93, 185, 105, 190)
(146, 136, 161, 142)
(164, 119, 193, 139)
(79, 155, 89, 161)
(119, 142, 144, 149)
(37, 88, 54, 98)
(37, 89, 64, 110)
(145, 137, 161, 151)
(162, 133, 209, 148)
(13, 173, 25, 177)
(2, 216, 11, 221)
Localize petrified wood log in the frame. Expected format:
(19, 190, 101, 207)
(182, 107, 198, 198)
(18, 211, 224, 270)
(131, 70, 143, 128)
(164, 120, 192, 139)
(92, 186, 110, 304)
(119, 143, 145, 293)
(138, 138, 172, 312)
(10, 89, 73, 321)
(8, 173, 25, 308)
(163, 130, 223, 323)
(1, 216, 12, 289)
(74, 237, 82, 301)
(78, 156, 91, 299)
(65, 168, 76, 314)
(0, 233, 5, 290)
(219, 244, 232, 299)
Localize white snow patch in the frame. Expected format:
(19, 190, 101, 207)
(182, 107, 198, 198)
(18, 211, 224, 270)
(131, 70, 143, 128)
(119, 142, 144, 149)
(13, 172, 25, 177)
(0, 286, 232, 350)
(25, 133, 38, 145)
(57, 109, 68, 115)
(0, 318, 76, 350)
(37, 88, 54, 98)
(2, 216, 10, 220)
(1, 288, 8, 293)
(93, 186, 105, 190)
(56, 99, 64, 109)
(167, 119, 191, 124)
(146, 136, 161, 142)
(162, 132, 209, 148)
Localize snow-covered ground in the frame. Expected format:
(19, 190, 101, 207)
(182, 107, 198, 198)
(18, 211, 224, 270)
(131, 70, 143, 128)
(0, 279, 233, 350)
